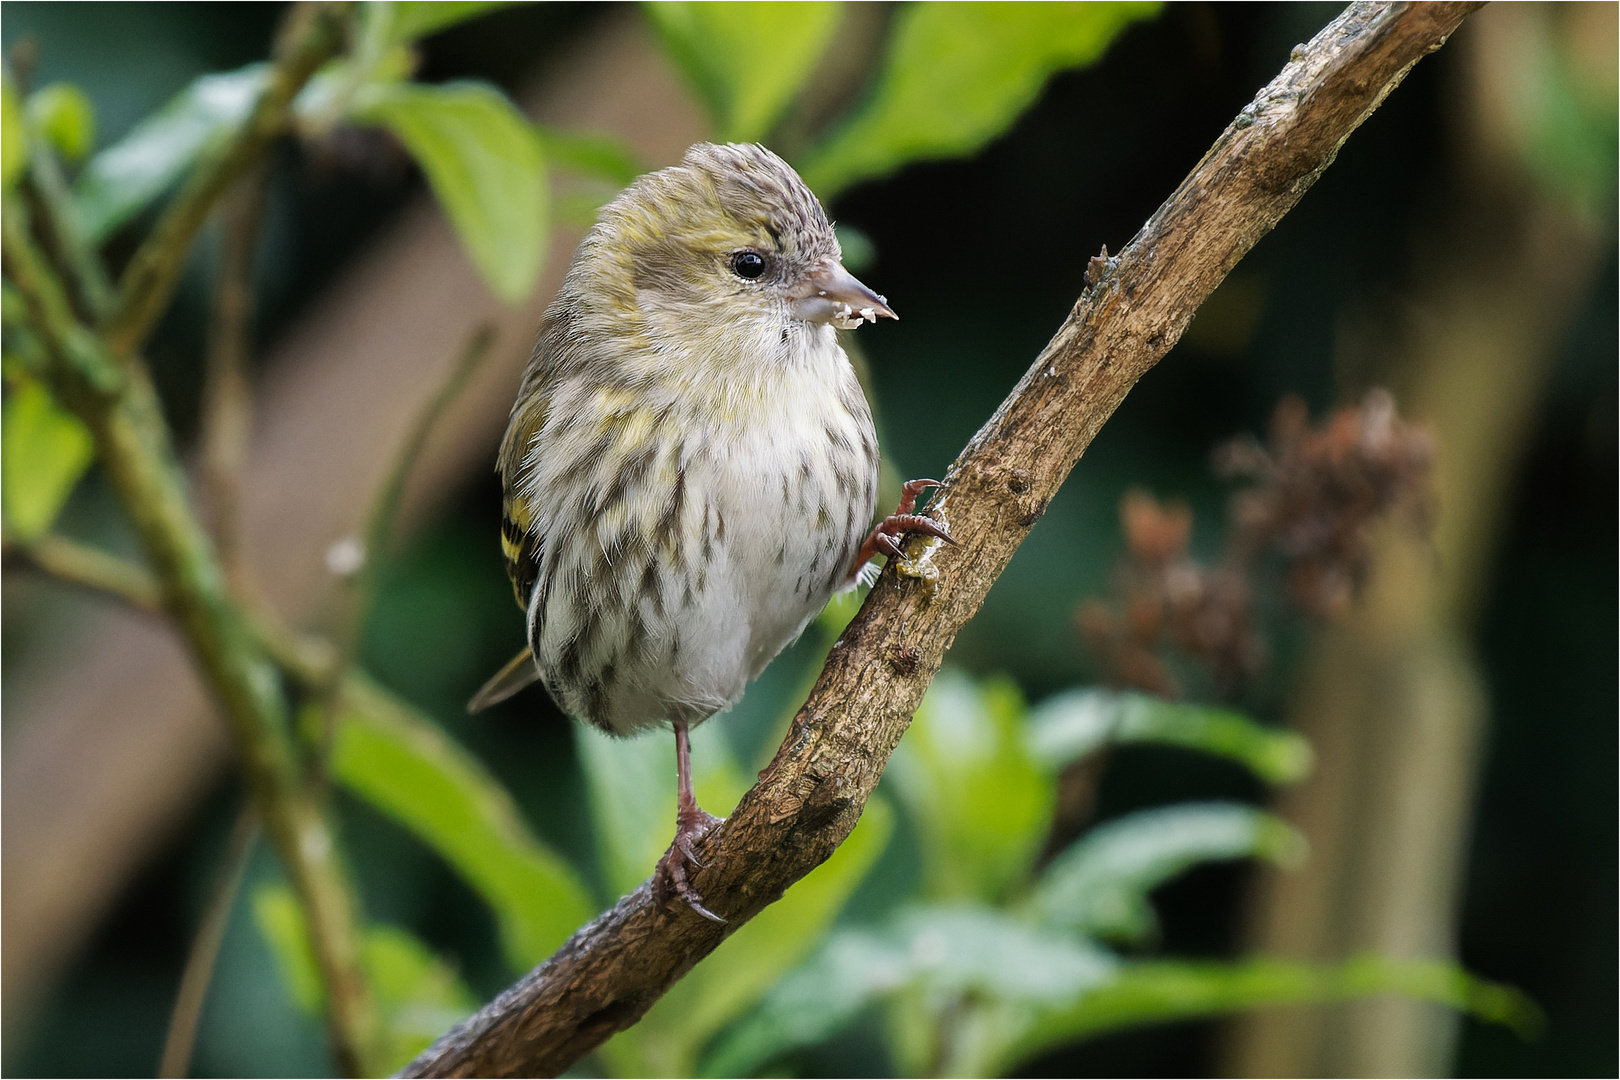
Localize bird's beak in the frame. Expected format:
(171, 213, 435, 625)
(789, 260, 897, 328)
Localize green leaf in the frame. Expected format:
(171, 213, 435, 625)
(553, 192, 614, 230)
(391, 1, 526, 43)
(799, 1, 1160, 197)
(576, 719, 750, 900)
(252, 883, 478, 1075)
(1029, 803, 1305, 943)
(365, 924, 480, 1073)
(534, 124, 644, 188)
(332, 674, 592, 969)
(833, 222, 876, 274)
(886, 670, 1054, 902)
(27, 82, 96, 163)
(894, 904, 1119, 1001)
(73, 64, 267, 243)
(703, 904, 1116, 1077)
(3, 279, 32, 329)
(2, 377, 95, 540)
(815, 583, 867, 638)
(1026, 688, 1313, 784)
(356, 81, 547, 302)
(993, 955, 1544, 1075)
(2, 75, 28, 189)
(701, 927, 906, 1078)
(608, 797, 894, 1077)
(252, 883, 324, 1014)
(643, 1, 842, 142)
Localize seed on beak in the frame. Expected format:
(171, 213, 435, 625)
(792, 260, 897, 327)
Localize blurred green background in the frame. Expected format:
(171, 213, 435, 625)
(2, 2, 1613, 1076)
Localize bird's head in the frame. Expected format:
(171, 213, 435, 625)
(584, 143, 895, 336)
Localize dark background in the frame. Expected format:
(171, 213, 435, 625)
(3, 3, 1613, 1076)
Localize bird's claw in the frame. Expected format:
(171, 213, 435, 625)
(872, 514, 955, 558)
(849, 479, 955, 581)
(654, 809, 726, 922)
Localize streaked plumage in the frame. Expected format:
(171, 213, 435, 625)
(474, 143, 940, 917)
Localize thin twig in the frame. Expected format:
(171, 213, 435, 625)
(201, 164, 270, 592)
(350, 324, 496, 639)
(158, 803, 261, 1079)
(24, 148, 116, 321)
(321, 324, 495, 721)
(401, 4, 1483, 1076)
(3, 524, 348, 695)
(246, 601, 342, 690)
(100, 2, 347, 358)
(3, 530, 164, 611)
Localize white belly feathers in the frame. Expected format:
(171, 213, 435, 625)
(521, 331, 877, 736)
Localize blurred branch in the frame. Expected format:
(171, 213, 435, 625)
(402, 3, 1484, 1075)
(24, 148, 116, 320)
(158, 803, 260, 1079)
(101, 2, 347, 358)
(1, 79, 380, 1077)
(2, 523, 348, 696)
(328, 325, 495, 678)
(201, 165, 270, 592)
(318, 325, 494, 757)
(3, 530, 164, 611)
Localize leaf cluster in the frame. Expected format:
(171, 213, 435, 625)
(698, 673, 1532, 1077)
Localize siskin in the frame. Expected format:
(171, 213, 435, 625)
(470, 143, 950, 920)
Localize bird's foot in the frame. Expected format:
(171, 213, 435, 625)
(851, 479, 955, 579)
(653, 807, 726, 922)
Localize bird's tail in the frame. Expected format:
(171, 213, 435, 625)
(467, 647, 541, 713)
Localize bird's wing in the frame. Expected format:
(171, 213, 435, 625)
(497, 381, 550, 613)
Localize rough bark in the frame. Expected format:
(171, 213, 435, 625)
(403, 3, 1483, 1076)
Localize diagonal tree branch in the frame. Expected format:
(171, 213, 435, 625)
(101, 2, 347, 358)
(403, 3, 1482, 1076)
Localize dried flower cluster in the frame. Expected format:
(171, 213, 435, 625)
(1080, 389, 1434, 697)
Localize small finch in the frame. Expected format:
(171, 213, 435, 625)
(470, 142, 951, 920)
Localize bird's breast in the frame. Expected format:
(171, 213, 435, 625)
(525, 325, 878, 733)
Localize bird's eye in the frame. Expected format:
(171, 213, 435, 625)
(731, 251, 766, 280)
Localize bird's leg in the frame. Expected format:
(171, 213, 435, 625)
(653, 719, 726, 922)
(849, 478, 956, 581)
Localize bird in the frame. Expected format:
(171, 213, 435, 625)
(468, 142, 951, 921)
